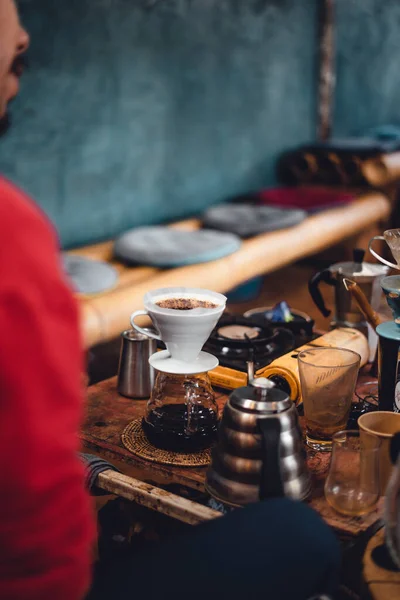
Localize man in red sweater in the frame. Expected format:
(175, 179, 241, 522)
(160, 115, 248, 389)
(0, 2, 94, 599)
(1, 2, 341, 600)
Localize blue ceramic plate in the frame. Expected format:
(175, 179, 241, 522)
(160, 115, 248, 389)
(62, 255, 119, 295)
(114, 226, 241, 267)
(202, 204, 306, 238)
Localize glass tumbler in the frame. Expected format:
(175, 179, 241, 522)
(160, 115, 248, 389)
(298, 347, 361, 451)
(324, 430, 380, 516)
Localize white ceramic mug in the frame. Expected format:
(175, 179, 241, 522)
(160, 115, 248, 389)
(130, 287, 226, 363)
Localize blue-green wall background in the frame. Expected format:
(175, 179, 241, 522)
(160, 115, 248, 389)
(335, 0, 400, 135)
(0, 0, 399, 248)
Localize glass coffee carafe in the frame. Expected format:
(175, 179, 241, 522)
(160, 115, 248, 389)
(142, 370, 219, 453)
(131, 286, 226, 453)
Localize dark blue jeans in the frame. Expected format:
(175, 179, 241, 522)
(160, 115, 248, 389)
(88, 498, 340, 600)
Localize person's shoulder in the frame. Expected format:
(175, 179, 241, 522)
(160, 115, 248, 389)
(0, 176, 62, 288)
(0, 176, 55, 237)
(0, 176, 59, 258)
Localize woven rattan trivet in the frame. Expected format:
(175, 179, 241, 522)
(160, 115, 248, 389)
(121, 419, 211, 467)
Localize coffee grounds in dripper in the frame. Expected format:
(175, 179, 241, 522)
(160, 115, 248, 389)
(156, 298, 218, 310)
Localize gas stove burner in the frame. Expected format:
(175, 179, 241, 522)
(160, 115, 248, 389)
(203, 315, 297, 372)
(208, 316, 280, 349)
(217, 324, 260, 341)
(244, 306, 314, 337)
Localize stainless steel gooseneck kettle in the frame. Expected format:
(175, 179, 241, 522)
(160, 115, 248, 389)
(205, 369, 311, 506)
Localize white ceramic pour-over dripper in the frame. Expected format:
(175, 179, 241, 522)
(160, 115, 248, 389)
(369, 229, 400, 271)
(130, 287, 226, 363)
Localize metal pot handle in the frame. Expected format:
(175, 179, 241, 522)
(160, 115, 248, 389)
(308, 269, 336, 317)
(258, 418, 284, 500)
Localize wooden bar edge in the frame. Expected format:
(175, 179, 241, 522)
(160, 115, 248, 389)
(97, 470, 222, 526)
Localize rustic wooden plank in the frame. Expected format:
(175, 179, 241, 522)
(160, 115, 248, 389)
(97, 470, 222, 525)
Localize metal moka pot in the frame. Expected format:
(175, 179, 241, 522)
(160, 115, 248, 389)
(205, 368, 311, 506)
(308, 248, 388, 334)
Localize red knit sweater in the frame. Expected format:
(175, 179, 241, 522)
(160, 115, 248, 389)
(0, 177, 94, 600)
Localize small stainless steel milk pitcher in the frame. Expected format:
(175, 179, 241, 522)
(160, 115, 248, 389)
(117, 329, 157, 398)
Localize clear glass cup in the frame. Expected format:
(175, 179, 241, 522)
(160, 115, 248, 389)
(324, 430, 380, 516)
(298, 347, 361, 451)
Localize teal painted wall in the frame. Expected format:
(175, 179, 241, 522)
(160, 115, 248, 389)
(0, 1, 399, 248)
(334, 0, 400, 136)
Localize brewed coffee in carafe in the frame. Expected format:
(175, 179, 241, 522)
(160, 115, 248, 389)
(142, 371, 219, 452)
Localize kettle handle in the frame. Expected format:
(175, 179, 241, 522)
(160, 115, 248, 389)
(258, 418, 284, 500)
(308, 269, 336, 317)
